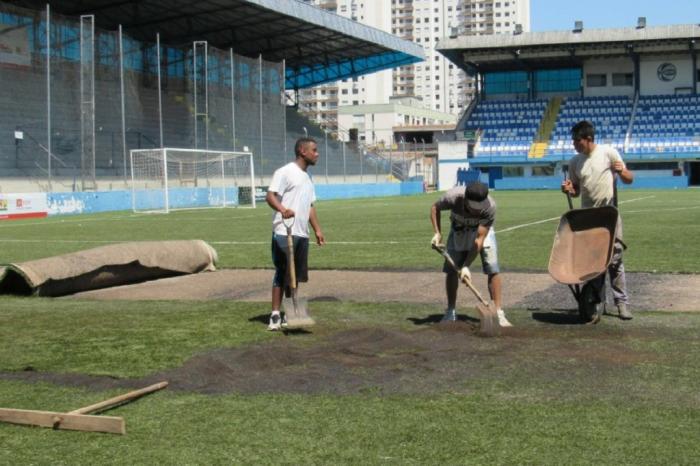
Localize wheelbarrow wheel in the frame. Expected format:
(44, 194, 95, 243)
(579, 282, 602, 324)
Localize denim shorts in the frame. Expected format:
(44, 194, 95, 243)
(443, 227, 500, 275)
(271, 233, 309, 288)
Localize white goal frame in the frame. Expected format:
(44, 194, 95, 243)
(130, 148, 256, 213)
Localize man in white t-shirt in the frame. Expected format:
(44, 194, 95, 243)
(265, 138, 325, 330)
(561, 120, 634, 320)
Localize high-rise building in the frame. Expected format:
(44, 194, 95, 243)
(298, 0, 530, 133)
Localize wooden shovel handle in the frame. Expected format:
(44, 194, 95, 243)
(432, 244, 488, 306)
(286, 226, 297, 290)
(68, 381, 168, 415)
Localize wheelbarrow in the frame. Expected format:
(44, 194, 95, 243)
(548, 204, 620, 323)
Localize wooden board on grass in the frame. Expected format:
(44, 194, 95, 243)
(0, 408, 125, 434)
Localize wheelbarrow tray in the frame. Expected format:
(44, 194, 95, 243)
(548, 205, 619, 285)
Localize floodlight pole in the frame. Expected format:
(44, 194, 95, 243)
(258, 54, 263, 185)
(324, 127, 328, 184)
(156, 33, 163, 148)
(401, 137, 406, 181)
(119, 25, 127, 184)
(230, 48, 236, 151)
(46, 3, 51, 192)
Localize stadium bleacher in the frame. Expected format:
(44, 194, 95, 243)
(628, 94, 700, 157)
(464, 94, 700, 160)
(548, 96, 633, 156)
(465, 99, 547, 158)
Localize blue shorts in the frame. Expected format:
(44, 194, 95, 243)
(271, 233, 309, 289)
(443, 228, 500, 275)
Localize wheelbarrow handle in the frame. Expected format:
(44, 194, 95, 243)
(562, 166, 574, 210)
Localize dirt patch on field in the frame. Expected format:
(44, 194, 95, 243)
(0, 319, 663, 396)
(71, 269, 700, 312)
(3, 269, 696, 397)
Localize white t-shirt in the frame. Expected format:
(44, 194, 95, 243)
(268, 162, 316, 237)
(569, 144, 624, 208)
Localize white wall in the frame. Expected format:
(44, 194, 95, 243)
(583, 58, 635, 98)
(436, 141, 469, 191)
(640, 56, 694, 95)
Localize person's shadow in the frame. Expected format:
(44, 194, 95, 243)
(407, 314, 480, 325)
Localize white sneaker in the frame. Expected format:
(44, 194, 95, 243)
(497, 309, 512, 327)
(281, 313, 288, 328)
(441, 308, 457, 322)
(267, 311, 282, 331)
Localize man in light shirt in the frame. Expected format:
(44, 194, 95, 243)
(561, 120, 634, 320)
(265, 138, 325, 330)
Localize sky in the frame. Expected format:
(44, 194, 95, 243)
(530, 0, 699, 32)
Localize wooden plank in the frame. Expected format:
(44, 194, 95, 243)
(0, 408, 125, 434)
(69, 381, 169, 415)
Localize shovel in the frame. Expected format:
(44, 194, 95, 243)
(282, 217, 315, 328)
(432, 243, 500, 337)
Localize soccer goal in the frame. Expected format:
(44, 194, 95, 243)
(130, 148, 256, 213)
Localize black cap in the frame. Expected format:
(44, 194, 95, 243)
(464, 181, 489, 211)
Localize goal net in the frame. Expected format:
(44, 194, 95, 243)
(130, 148, 256, 213)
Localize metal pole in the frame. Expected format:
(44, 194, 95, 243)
(46, 3, 51, 191)
(360, 149, 363, 183)
(375, 148, 379, 183)
(230, 48, 236, 150)
(220, 154, 226, 207)
(156, 33, 163, 147)
(342, 138, 346, 183)
(193, 42, 198, 149)
(325, 131, 328, 184)
(282, 59, 287, 157)
(162, 148, 169, 213)
(401, 138, 406, 180)
(119, 25, 127, 183)
(324, 128, 328, 184)
(249, 152, 256, 208)
(259, 54, 263, 184)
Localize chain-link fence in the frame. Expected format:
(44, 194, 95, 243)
(0, 2, 400, 194)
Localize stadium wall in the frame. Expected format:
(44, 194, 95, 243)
(43, 181, 424, 216)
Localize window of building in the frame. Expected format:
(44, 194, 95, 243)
(532, 166, 555, 176)
(535, 68, 581, 92)
(586, 73, 607, 87)
(612, 73, 633, 86)
(484, 70, 528, 95)
(503, 166, 524, 177)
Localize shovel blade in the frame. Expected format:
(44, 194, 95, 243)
(475, 302, 501, 337)
(282, 296, 315, 328)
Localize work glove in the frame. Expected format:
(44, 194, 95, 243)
(431, 232, 442, 246)
(459, 266, 471, 282)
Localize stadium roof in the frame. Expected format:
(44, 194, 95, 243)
(13, 0, 424, 89)
(438, 24, 700, 75)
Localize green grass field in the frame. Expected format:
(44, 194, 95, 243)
(1, 189, 699, 272)
(1, 189, 699, 464)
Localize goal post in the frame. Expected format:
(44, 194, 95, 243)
(130, 148, 256, 213)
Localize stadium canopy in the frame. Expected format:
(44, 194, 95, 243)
(437, 24, 700, 75)
(12, 0, 424, 89)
